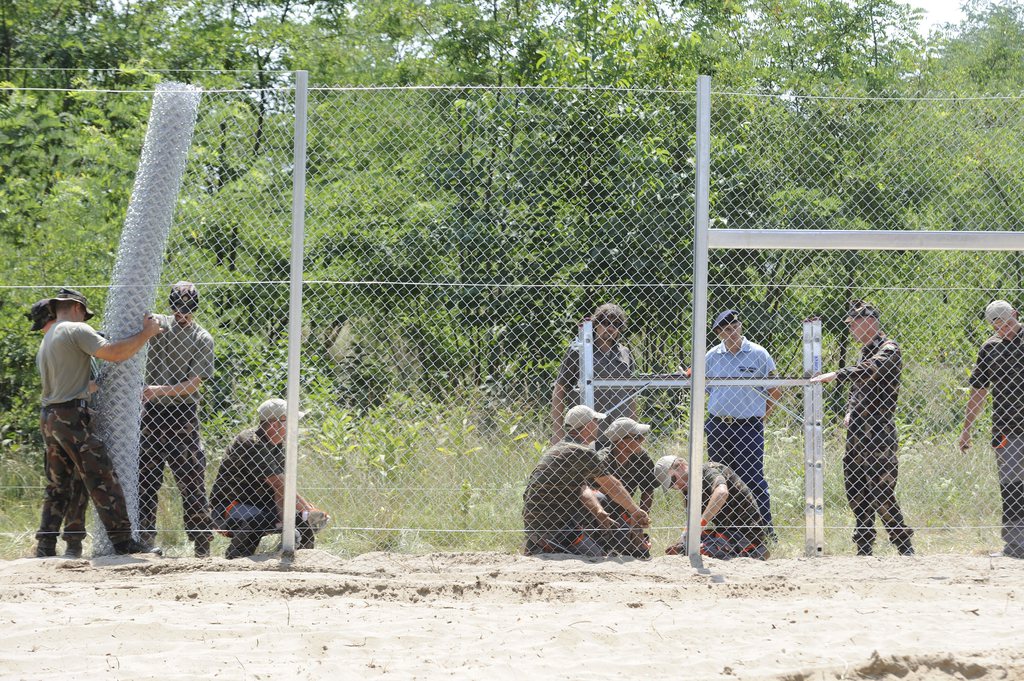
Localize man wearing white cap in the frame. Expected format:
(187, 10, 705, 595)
(594, 417, 658, 557)
(653, 455, 767, 560)
(211, 399, 329, 559)
(960, 300, 1024, 558)
(523, 405, 650, 556)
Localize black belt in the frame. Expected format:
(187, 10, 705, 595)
(45, 399, 88, 409)
(709, 415, 761, 424)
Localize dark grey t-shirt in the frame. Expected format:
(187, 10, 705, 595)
(144, 315, 214, 406)
(555, 343, 637, 420)
(210, 428, 284, 515)
(523, 440, 610, 533)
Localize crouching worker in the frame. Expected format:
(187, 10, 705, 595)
(654, 456, 768, 560)
(592, 417, 657, 558)
(523, 405, 650, 557)
(210, 399, 329, 559)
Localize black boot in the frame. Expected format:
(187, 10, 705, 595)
(193, 534, 211, 558)
(113, 539, 163, 556)
(35, 540, 57, 558)
(64, 539, 84, 559)
(856, 543, 873, 557)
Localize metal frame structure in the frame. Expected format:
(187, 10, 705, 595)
(576, 317, 822, 557)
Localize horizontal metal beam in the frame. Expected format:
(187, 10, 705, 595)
(708, 229, 1024, 251)
(591, 377, 812, 389)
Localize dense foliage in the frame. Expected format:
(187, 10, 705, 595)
(3, 0, 1024, 447)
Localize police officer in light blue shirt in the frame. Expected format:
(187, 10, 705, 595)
(705, 310, 780, 537)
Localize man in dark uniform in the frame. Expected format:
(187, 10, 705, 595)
(959, 300, 1024, 559)
(523, 405, 650, 556)
(28, 299, 89, 558)
(35, 288, 163, 557)
(811, 300, 914, 556)
(550, 303, 637, 445)
(654, 455, 768, 560)
(595, 417, 657, 558)
(210, 399, 329, 559)
(138, 282, 215, 557)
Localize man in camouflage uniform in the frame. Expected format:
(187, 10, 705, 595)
(654, 455, 768, 560)
(138, 282, 215, 557)
(28, 299, 89, 558)
(35, 287, 163, 557)
(523, 405, 650, 556)
(959, 300, 1024, 559)
(811, 300, 914, 556)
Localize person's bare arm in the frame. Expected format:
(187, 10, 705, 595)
(93, 315, 162, 362)
(580, 486, 611, 528)
(703, 483, 729, 523)
(765, 386, 783, 418)
(144, 376, 202, 401)
(267, 474, 318, 515)
(550, 382, 567, 444)
(593, 475, 649, 527)
(959, 387, 988, 452)
(639, 490, 654, 515)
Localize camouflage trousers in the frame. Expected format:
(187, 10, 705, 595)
(843, 452, 913, 551)
(138, 403, 212, 543)
(36, 411, 89, 545)
(39, 403, 133, 544)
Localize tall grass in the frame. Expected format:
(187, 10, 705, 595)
(0, 392, 1004, 560)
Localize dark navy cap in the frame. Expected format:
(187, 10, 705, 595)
(711, 309, 740, 330)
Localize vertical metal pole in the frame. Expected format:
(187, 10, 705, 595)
(282, 70, 309, 557)
(581, 319, 595, 408)
(811, 319, 824, 555)
(802, 320, 815, 556)
(687, 75, 712, 564)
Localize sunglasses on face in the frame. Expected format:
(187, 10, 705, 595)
(595, 317, 625, 329)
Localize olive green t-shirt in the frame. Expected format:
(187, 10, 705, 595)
(144, 314, 214, 405)
(37, 321, 108, 406)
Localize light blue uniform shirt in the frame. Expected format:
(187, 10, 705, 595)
(705, 338, 776, 418)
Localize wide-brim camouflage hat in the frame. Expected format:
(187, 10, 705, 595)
(25, 299, 55, 331)
(49, 287, 95, 320)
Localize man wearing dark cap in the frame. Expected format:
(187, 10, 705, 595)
(35, 287, 164, 556)
(138, 282, 215, 557)
(959, 300, 1024, 559)
(27, 299, 89, 558)
(811, 300, 914, 556)
(703, 309, 781, 538)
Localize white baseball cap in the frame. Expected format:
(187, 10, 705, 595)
(653, 455, 680, 490)
(257, 398, 306, 423)
(563, 404, 606, 429)
(985, 300, 1015, 323)
(605, 417, 652, 442)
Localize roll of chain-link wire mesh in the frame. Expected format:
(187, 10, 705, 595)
(92, 82, 202, 555)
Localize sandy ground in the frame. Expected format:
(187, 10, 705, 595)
(1, 551, 1023, 681)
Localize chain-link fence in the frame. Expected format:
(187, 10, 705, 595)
(2, 77, 1022, 561)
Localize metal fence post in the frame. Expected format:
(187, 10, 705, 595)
(687, 74, 712, 565)
(581, 319, 595, 409)
(811, 319, 824, 555)
(282, 70, 309, 557)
